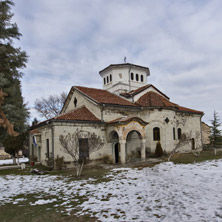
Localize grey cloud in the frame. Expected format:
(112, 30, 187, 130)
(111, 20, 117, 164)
(11, 0, 222, 123)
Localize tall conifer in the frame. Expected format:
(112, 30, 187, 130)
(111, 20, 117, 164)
(0, 0, 29, 143)
(209, 111, 222, 148)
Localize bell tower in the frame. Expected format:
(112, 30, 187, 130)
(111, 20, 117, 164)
(99, 63, 150, 95)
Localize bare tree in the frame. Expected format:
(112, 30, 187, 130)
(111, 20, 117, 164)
(59, 129, 104, 177)
(0, 89, 18, 137)
(168, 132, 201, 161)
(34, 92, 67, 119)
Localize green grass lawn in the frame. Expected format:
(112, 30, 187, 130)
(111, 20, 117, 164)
(163, 149, 222, 164)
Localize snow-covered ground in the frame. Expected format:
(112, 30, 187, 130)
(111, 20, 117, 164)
(0, 157, 29, 166)
(1, 160, 222, 221)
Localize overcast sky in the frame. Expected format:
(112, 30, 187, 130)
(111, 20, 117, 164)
(12, 0, 222, 125)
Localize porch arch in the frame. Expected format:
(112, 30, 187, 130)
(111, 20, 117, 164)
(126, 130, 146, 162)
(108, 130, 120, 164)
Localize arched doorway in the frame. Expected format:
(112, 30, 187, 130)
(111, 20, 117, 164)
(126, 130, 143, 163)
(108, 131, 120, 164)
(114, 142, 120, 163)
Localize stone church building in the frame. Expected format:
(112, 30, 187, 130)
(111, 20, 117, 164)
(30, 63, 204, 167)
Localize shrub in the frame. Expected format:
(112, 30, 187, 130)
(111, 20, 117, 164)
(55, 155, 64, 170)
(155, 141, 164, 157)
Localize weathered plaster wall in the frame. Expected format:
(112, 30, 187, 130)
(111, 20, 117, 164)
(53, 122, 108, 164)
(63, 89, 101, 120)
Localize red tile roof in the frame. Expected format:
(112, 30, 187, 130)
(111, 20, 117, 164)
(178, 106, 204, 115)
(99, 63, 150, 75)
(136, 91, 203, 115)
(75, 86, 137, 107)
(30, 129, 40, 134)
(55, 106, 100, 121)
(136, 91, 178, 108)
(120, 84, 170, 99)
(108, 116, 148, 125)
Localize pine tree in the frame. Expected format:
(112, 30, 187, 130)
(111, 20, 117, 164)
(209, 111, 222, 149)
(0, 0, 29, 144)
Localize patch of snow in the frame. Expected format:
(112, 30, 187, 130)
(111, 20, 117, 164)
(0, 158, 29, 166)
(31, 198, 57, 205)
(1, 160, 222, 221)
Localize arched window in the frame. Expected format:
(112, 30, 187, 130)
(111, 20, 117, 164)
(104, 78, 106, 85)
(173, 127, 176, 140)
(141, 75, 144, 82)
(131, 72, 134, 80)
(192, 138, 195, 150)
(110, 74, 112, 82)
(74, 97, 77, 108)
(153, 127, 160, 141)
(136, 74, 139, 81)
(107, 76, 109, 84)
(178, 128, 182, 140)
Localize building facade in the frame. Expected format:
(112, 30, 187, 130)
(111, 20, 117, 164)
(30, 63, 204, 167)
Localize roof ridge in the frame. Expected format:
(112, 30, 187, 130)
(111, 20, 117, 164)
(74, 86, 138, 107)
(55, 105, 86, 119)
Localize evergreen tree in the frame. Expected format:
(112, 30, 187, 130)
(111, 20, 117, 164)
(209, 111, 222, 148)
(0, 0, 29, 143)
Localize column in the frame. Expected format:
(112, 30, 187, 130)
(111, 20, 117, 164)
(141, 139, 146, 160)
(119, 140, 126, 164)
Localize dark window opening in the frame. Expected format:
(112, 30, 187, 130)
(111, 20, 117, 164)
(104, 78, 106, 85)
(114, 143, 119, 163)
(131, 72, 134, 80)
(153, 127, 160, 141)
(74, 97, 77, 108)
(110, 74, 112, 82)
(136, 74, 139, 81)
(178, 128, 182, 140)
(141, 75, 144, 82)
(107, 76, 109, 84)
(79, 138, 89, 160)
(46, 139, 49, 158)
(173, 127, 176, 140)
(192, 138, 195, 150)
(165, 117, 169, 123)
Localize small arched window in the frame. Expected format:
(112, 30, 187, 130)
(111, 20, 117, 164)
(141, 75, 144, 82)
(74, 97, 77, 108)
(178, 128, 182, 140)
(104, 78, 106, 85)
(173, 127, 176, 140)
(110, 74, 112, 82)
(192, 138, 195, 150)
(136, 74, 139, 81)
(107, 76, 109, 84)
(153, 127, 160, 141)
(131, 72, 134, 80)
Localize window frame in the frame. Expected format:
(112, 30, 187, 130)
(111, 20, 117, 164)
(178, 128, 182, 140)
(136, 74, 139, 81)
(141, 75, 144, 82)
(46, 139, 49, 158)
(173, 127, 176, 140)
(131, 72, 134, 80)
(153, 127, 160, 141)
